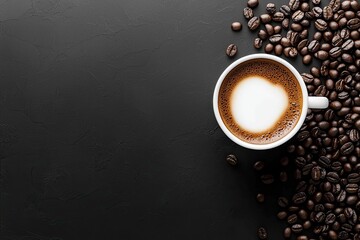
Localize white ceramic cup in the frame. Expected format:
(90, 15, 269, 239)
(213, 54, 329, 150)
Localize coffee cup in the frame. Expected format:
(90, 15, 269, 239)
(213, 54, 328, 150)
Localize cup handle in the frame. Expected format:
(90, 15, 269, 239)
(308, 96, 329, 109)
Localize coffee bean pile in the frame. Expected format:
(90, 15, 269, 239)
(225, 0, 360, 239)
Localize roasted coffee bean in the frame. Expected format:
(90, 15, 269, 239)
(312, 0, 321, 5)
(296, 181, 307, 192)
(264, 43, 273, 53)
(302, 163, 313, 175)
(257, 227, 267, 239)
(264, 24, 274, 36)
(315, 212, 325, 223)
(342, 223, 352, 232)
(226, 44, 237, 57)
(329, 47, 342, 58)
(326, 213, 336, 224)
(342, 39, 354, 51)
(289, 31, 301, 46)
(256, 193, 265, 203)
(278, 197, 288, 208)
(346, 195, 358, 205)
(296, 236, 307, 240)
(344, 207, 354, 218)
(327, 172, 340, 183)
(329, 230, 338, 239)
(314, 50, 329, 60)
(266, 3, 276, 15)
(308, 40, 320, 53)
(226, 154, 237, 166)
(323, 31, 333, 42)
(345, 10, 356, 19)
(300, 47, 311, 55)
(289, 0, 300, 11)
(340, 142, 354, 155)
(319, 121, 330, 130)
(348, 18, 360, 30)
(323, 6, 333, 20)
(292, 10, 304, 22)
(319, 156, 330, 168)
(247, 0, 258, 8)
(260, 14, 271, 23)
(253, 161, 264, 171)
(345, 183, 358, 193)
(339, 231, 349, 239)
(254, 38, 263, 49)
(301, 73, 314, 84)
(303, 55, 312, 64)
(338, 91, 349, 100)
(299, 29, 308, 40)
(279, 171, 287, 182)
(329, 21, 339, 31)
(329, 0, 341, 12)
(311, 166, 321, 181)
(315, 19, 328, 31)
(298, 209, 307, 220)
(273, 12, 285, 22)
(280, 5, 291, 17)
(287, 214, 297, 224)
(323, 192, 335, 202)
(261, 174, 274, 184)
(289, 47, 298, 58)
(289, 206, 299, 212)
(348, 173, 360, 183)
(273, 25, 281, 34)
(332, 34, 344, 47)
(283, 227, 291, 238)
(243, 7, 254, 20)
(291, 23, 302, 32)
(282, 18, 290, 29)
(231, 22, 242, 31)
(350, 129, 360, 142)
(248, 17, 260, 31)
(340, 28, 350, 39)
(312, 7, 323, 18)
(293, 192, 306, 204)
(337, 190, 346, 202)
(269, 34, 282, 44)
(278, 211, 287, 220)
(258, 30, 268, 40)
(291, 224, 303, 234)
(339, 135, 350, 145)
(295, 157, 306, 168)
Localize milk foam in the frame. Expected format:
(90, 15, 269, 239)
(230, 76, 289, 133)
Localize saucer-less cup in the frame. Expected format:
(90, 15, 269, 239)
(213, 54, 329, 150)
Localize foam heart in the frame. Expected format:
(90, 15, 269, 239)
(230, 76, 289, 133)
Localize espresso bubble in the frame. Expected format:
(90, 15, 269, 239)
(218, 59, 303, 144)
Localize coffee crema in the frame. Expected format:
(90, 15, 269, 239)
(218, 59, 303, 144)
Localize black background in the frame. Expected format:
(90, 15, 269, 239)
(0, 0, 317, 239)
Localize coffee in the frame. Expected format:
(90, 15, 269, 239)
(218, 59, 303, 144)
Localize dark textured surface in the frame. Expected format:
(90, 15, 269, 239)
(0, 0, 311, 239)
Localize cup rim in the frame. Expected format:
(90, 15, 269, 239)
(213, 53, 308, 150)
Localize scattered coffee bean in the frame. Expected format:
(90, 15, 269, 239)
(231, 22, 242, 31)
(254, 38, 263, 49)
(254, 161, 264, 171)
(289, 0, 300, 11)
(226, 44, 237, 57)
(261, 174, 274, 184)
(243, 7, 254, 20)
(248, 17, 260, 31)
(257, 227, 267, 239)
(260, 14, 271, 23)
(266, 3, 276, 15)
(257, 193, 265, 203)
(273, 12, 285, 22)
(247, 0, 259, 8)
